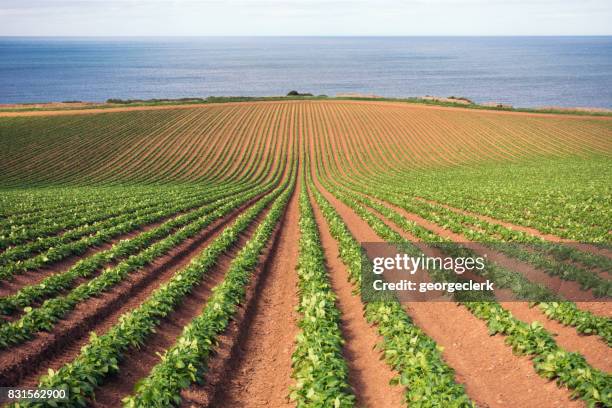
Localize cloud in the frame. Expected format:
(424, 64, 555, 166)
(1, 0, 611, 35)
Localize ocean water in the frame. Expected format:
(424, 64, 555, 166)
(1, 36, 611, 108)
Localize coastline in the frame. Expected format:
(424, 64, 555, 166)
(1, 95, 611, 118)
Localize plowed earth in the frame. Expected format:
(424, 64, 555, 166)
(0, 100, 610, 407)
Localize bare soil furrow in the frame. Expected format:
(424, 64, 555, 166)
(90, 198, 272, 407)
(310, 192, 405, 407)
(314, 181, 582, 408)
(182, 182, 300, 408)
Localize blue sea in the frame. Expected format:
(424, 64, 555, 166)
(1, 36, 611, 108)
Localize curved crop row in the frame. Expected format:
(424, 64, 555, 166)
(319, 177, 611, 406)
(333, 183, 612, 344)
(0, 186, 208, 248)
(123, 170, 295, 407)
(0, 184, 249, 280)
(308, 175, 475, 407)
(0, 183, 268, 316)
(0, 180, 276, 349)
(19, 177, 290, 407)
(288, 180, 355, 407)
(1, 189, 214, 261)
(309, 107, 611, 341)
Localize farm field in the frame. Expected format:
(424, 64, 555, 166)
(0, 99, 610, 407)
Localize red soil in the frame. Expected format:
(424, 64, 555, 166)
(310, 192, 405, 407)
(1, 100, 609, 408)
(91, 199, 271, 407)
(182, 183, 300, 408)
(361, 194, 611, 374)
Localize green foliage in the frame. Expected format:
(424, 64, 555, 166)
(289, 181, 355, 407)
(0, 183, 263, 315)
(22, 183, 286, 407)
(318, 174, 611, 407)
(0, 183, 274, 349)
(124, 175, 294, 407)
(376, 157, 612, 244)
(0, 183, 254, 280)
(287, 91, 314, 97)
(331, 164, 612, 345)
(309, 174, 474, 407)
(467, 301, 612, 406)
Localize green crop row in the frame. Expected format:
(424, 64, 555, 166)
(309, 175, 475, 407)
(369, 157, 612, 244)
(123, 173, 294, 407)
(322, 179, 611, 407)
(333, 184, 612, 345)
(0, 185, 185, 219)
(0, 185, 214, 248)
(17, 178, 288, 408)
(311, 109, 611, 344)
(336, 171, 611, 291)
(467, 302, 611, 406)
(289, 181, 355, 407)
(0, 181, 273, 349)
(0, 102, 285, 187)
(538, 302, 612, 345)
(0, 186, 232, 263)
(0, 184, 267, 316)
(402, 197, 611, 293)
(0, 183, 253, 281)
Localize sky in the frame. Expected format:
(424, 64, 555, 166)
(0, 0, 611, 37)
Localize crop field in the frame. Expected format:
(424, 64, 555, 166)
(0, 99, 610, 407)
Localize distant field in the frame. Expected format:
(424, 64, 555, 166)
(0, 100, 610, 407)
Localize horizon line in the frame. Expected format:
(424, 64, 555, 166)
(2, 34, 612, 38)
